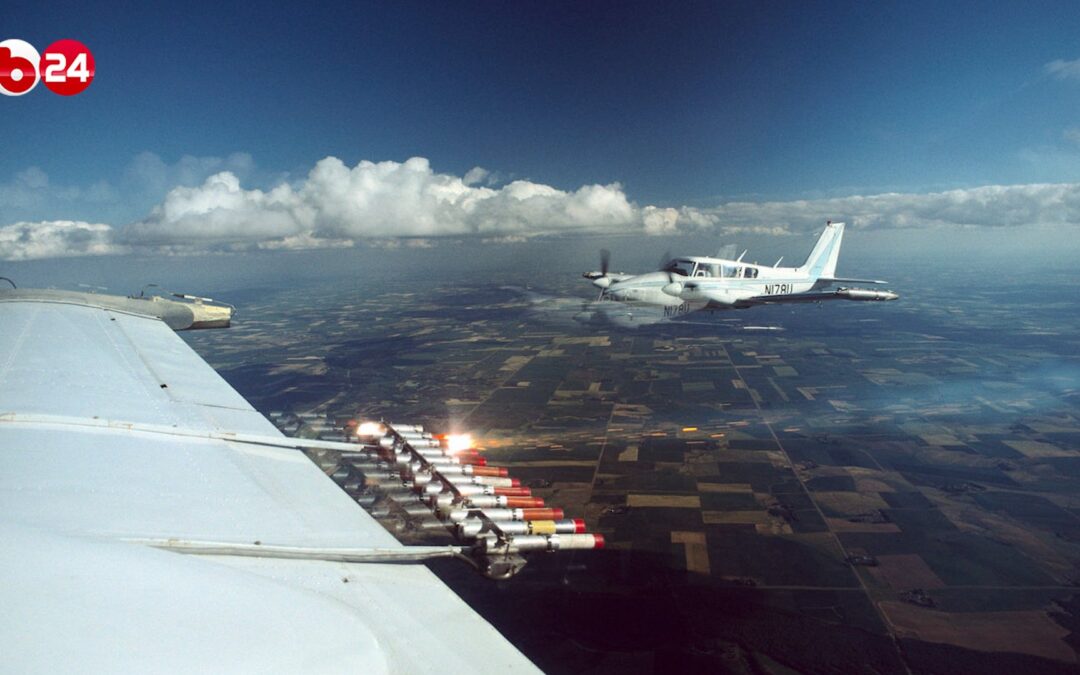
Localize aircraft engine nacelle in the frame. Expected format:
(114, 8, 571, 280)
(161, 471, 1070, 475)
(836, 288, 899, 302)
(661, 281, 683, 297)
(592, 276, 613, 289)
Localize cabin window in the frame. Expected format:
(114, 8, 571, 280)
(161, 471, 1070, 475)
(745, 267, 758, 279)
(721, 265, 739, 278)
(664, 260, 695, 277)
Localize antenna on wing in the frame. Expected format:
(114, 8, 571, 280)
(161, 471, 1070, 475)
(736, 249, 747, 262)
(773, 257, 783, 268)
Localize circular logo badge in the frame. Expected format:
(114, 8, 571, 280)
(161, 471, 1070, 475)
(0, 38, 41, 96)
(40, 39, 95, 96)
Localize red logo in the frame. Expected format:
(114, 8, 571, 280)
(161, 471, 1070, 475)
(0, 39, 40, 96)
(40, 39, 95, 96)
(0, 38, 94, 97)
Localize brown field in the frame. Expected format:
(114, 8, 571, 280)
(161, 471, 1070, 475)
(671, 531, 711, 574)
(1005, 440, 1075, 458)
(879, 602, 1076, 663)
(627, 494, 701, 508)
(702, 510, 769, 525)
(813, 491, 890, 515)
(697, 482, 753, 493)
(868, 554, 946, 590)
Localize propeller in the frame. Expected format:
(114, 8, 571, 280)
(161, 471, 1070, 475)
(590, 249, 614, 300)
(659, 251, 684, 297)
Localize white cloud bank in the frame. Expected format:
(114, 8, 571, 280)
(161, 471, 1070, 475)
(3, 155, 1080, 260)
(0, 221, 124, 261)
(122, 157, 637, 246)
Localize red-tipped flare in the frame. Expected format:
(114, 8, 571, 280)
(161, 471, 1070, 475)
(470, 466, 508, 477)
(573, 518, 586, 534)
(504, 496, 544, 508)
(592, 534, 605, 549)
(520, 508, 563, 521)
(494, 486, 532, 497)
(459, 456, 487, 467)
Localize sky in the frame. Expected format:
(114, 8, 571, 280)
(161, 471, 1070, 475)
(2, 0, 1080, 264)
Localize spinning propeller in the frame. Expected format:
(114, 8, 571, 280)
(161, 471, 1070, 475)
(584, 249, 614, 300)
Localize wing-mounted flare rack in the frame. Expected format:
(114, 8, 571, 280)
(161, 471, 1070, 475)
(352, 421, 604, 579)
(266, 413, 603, 578)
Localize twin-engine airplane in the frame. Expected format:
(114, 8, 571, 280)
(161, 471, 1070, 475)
(581, 222, 897, 326)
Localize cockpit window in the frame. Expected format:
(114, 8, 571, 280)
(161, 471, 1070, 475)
(664, 259, 696, 277)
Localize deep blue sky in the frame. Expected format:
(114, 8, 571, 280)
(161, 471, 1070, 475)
(4, 0, 1080, 212)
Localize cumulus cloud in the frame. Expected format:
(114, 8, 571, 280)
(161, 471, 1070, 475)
(462, 166, 490, 186)
(123, 151, 255, 199)
(683, 183, 1080, 232)
(3, 154, 1080, 261)
(1045, 58, 1080, 81)
(0, 221, 124, 260)
(642, 206, 679, 235)
(0, 152, 260, 229)
(123, 156, 638, 246)
(0, 167, 117, 221)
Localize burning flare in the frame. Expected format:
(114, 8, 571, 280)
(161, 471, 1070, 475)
(443, 433, 475, 454)
(356, 421, 386, 437)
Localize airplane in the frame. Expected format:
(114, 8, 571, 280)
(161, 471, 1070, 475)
(0, 284, 598, 672)
(581, 221, 898, 327)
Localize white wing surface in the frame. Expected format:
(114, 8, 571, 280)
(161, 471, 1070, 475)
(0, 292, 538, 673)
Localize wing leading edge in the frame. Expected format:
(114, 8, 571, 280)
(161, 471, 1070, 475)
(0, 290, 538, 673)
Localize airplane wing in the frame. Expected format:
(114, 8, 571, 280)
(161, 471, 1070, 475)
(817, 276, 890, 285)
(0, 290, 538, 673)
(732, 288, 899, 306)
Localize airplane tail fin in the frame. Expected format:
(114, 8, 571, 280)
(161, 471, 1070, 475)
(797, 222, 844, 280)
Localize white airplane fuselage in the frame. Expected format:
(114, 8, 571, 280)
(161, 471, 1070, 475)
(582, 222, 897, 325)
(604, 268, 818, 309)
